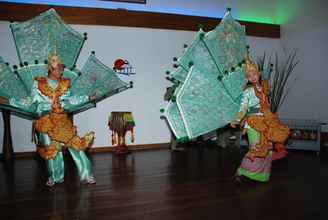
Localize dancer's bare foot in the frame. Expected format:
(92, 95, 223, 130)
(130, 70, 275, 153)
(45, 178, 63, 187)
(46, 178, 55, 187)
(84, 176, 96, 185)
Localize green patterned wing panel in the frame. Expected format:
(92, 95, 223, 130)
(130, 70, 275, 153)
(163, 10, 248, 140)
(69, 54, 129, 114)
(10, 9, 85, 69)
(203, 11, 247, 75)
(176, 66, 239, 139)
(0, 57, 36, 118)
(0, 57, 28, 99)
(220, 67, 247, 101)
(164, 83, 188, 140)
(164, 101, 188, 141)
(177, 30, 219, 76)
(203, 11, 247, 103)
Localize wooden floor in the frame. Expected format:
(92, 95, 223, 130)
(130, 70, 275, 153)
(1, 145, 328, 220)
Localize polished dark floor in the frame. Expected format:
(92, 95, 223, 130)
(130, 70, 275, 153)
(1, 145, 328, 220)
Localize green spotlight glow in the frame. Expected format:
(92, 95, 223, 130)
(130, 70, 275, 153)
(238, 16, 276, 25)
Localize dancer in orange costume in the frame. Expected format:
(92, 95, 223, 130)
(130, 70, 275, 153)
(231, 54, 289, 182)
(1, 54, 96, 186)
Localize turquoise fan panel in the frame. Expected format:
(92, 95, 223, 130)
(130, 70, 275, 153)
(69, 54, 130, 113)
(203, 12, 247, 74)
(176, 67, 239, 139)
(165, 101, 188, 140)
(10, 9, 85, 69)
(162, 10, 248, 140)
(71, 54, 129, 98)
(0, 57, 37, 118)
(0, 57, 28, 99)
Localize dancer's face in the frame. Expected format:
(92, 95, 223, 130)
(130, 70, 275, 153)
(48, 55, 63, 79)
(50, 55, 60, 69)
(246, 70, 259, 84)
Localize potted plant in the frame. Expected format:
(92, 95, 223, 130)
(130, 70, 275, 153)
(257, 51, 299, 113)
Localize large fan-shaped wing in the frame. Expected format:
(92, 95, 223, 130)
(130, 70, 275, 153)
(10, 9, 85, 69)
(0, 57, 28, 99)
(164, 83, 188, 140)
(165, 101, 188, 140)
(177, 30, 216, 73)
(204, 11, 247, 74)
(69, 54, 130, 114)
(162, 10, 247, 140)
(203, 11, 247, 103)
(0, 57, 37, 118)
(176, 66, 240, 139)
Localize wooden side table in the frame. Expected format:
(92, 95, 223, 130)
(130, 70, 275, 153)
(108, 112, 135, 155)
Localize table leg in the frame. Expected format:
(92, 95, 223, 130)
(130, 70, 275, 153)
(2, 110, 13, 161)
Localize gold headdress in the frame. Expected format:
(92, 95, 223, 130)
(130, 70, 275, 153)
(245, 53, 261, 75)
(47, 47, 64, 72)
(48, 46, 64, 70)
(48, 47, 62, 62)
(47, 32, 61, 62)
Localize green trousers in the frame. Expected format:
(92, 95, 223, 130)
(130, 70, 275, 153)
(247, 127, 261, 146)
(39, 133, 93, 183)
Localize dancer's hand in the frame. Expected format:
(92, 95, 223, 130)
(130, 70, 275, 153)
(89, 93, 97, 102)
(0, 96, 8, 104)
(89, 95, 96, 102)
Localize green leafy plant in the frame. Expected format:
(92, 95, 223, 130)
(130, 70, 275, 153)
(257, 51, 299, 113)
